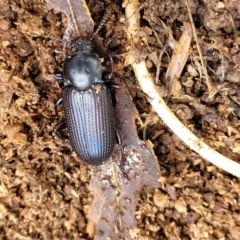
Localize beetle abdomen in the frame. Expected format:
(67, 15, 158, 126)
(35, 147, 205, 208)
(63, 84, 115, 165)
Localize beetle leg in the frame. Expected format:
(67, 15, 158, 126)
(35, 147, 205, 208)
(54, 98, 63, 117)
(53, 119, 71, 147)
(108, 82, 121, 89)
(50, 72, 63, 88)
(103, 54, 124, 81)
(45, 97, 62, 119)
(103, 54, 113, 80)
(54, 72, 63, 81)
(115, 128, 125, 168)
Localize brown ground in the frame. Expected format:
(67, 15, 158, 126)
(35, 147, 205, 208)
(0, 0, 240, 239)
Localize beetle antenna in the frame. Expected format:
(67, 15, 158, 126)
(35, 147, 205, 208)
(90, 12, 111, 41)
(43, 28, 71, 44)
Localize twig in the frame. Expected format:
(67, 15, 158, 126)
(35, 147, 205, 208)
(185, 0, 215, 98)
(124, 0, 240, 177)
(155, 47, 165, 85)
(66, 0, 80, 36)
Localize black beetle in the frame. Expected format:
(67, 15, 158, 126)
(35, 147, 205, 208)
(52, 15, 120, 166)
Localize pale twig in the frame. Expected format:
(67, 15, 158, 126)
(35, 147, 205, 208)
(185, 0, 215, 98)
(124, 0, 240, 177)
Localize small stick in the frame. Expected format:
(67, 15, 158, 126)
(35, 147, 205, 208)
(185, 0, 215, 97)
(66, 0, 80, 36)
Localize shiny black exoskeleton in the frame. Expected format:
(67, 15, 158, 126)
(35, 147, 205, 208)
(53, 17, 117, 166)
(63, 38, 103, 90)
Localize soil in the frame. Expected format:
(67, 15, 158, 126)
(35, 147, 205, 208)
(0, 0, 240, 239)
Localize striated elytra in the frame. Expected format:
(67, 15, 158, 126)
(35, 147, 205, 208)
(62, 84, 115, 166)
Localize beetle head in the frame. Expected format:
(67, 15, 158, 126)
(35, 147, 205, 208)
(71, 37, 92, 54)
